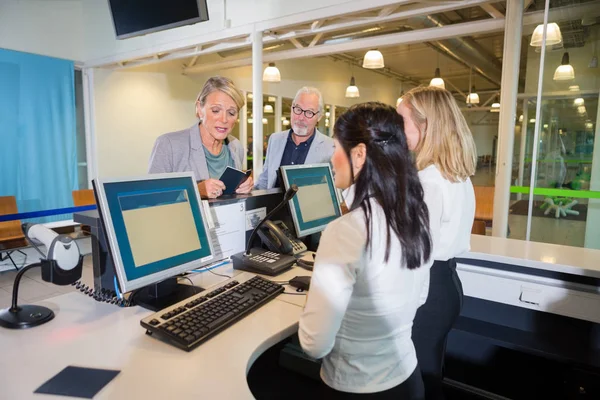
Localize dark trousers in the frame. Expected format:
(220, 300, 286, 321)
(320, 365, 425, 399)
(412, 259, 463, 400)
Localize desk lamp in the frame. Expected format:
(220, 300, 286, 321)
(0, 224, 83, 329)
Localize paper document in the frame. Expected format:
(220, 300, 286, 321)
(208, 201, 246, 259)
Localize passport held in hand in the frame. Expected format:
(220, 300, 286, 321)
(219, 167, 252, 195)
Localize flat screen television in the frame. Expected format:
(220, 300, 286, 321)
(108, 0, 209, 40)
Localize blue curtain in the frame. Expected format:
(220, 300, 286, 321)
(0, 49, 77, 223)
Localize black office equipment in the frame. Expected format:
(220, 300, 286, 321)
(34, 366, 120, 399)
(141, 275, 283, 351)
(289, 276, 311, 291)
(108, 0, 209, 40)
(257, 220, 307, 256)
(231, 186, 299, 276)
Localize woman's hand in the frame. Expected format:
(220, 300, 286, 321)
(236, 175, 254, 194)
(198, 179, 226, 199)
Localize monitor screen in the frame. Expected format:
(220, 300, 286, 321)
(280, 163, 342, 238)
(94, 172, 214, 293)
(108, 0, 209, 40)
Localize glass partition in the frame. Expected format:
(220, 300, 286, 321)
(507, 5, 600, 249)
(245, 93, 277, 169)
(317, 105, 333, 136)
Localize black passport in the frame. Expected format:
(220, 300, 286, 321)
(219, 166, 252, 195)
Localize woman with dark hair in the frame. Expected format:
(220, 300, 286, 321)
(299, 102, 432, 399)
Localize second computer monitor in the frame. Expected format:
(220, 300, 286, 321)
(280, 163, 342, 238)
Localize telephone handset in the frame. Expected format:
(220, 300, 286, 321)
(256, 220, 307, 256)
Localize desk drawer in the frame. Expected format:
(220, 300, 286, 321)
(457, 263, 600, 324)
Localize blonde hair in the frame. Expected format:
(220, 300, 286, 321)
(402, 86, 477, 182)
(195, 76, 245, 118)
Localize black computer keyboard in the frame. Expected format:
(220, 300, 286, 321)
(140, 275, 284, 351)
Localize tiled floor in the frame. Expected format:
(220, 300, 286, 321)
(0, 239, 94, 310)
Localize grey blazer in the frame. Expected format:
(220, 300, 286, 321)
(148, 124, 245, 181)
(255, 129, 334, 189)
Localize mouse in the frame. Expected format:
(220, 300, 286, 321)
(289, 276, 311, 291)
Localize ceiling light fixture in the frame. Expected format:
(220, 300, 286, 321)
(362, 49, 384, 69)
(530, 22, 562, 47)
(553, 52, 575, 81)
(345, 76, 360, 98)
(429, 68, 445, 89)
(263, 104, 273, 113)
(262, 63, 281, 82)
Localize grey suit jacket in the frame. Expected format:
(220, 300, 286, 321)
(148, 123, 245, 181)
(255, 129, 334, 189)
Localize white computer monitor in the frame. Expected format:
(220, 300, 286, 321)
(94, 172, 215, 293)
(280, 163, 342, 238)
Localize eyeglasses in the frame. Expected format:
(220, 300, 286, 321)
(292, 105, 319, 119)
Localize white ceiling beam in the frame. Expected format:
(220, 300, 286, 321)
(480, 4, 504, 19)
(289, 38, 304, 49)
(309, 33, 323, 48)
(523, 0, 534, 10)
(185, 17, 505, 74)
(379, 5, 398, 18)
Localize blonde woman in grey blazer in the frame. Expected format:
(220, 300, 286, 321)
(256, 87, 334, 189)
(149, 76, 253, 198)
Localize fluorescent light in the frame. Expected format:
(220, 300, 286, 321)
(491, 102, 500, 112)
(362, 49, 384, 69)
(262, 63, 281, 82)
(574, 98, 584, 106)
(569, 85, 580, 91)
(530, 22, 562, 47)
(529, 118, 536, 123)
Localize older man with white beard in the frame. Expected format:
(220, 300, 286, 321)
(255, 87, 334, 190)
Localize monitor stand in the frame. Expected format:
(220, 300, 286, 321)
(132, 277, 203, 312)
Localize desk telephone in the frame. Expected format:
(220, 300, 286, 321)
(231, 220, 306, 276)
(257, 220, 307, 256)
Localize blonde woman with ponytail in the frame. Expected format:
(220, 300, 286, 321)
(397, 86, 477, 400)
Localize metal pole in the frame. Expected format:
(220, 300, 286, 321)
(491, 0, 524, 237)
(252, 29, 264, 176)
(525, 0, 551, 241)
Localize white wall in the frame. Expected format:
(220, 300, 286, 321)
(92, 56, 401, 178)
(469, 123, 497, 158)
(0, 0, 83, 61)
(93, 66, 199, 178)
(82, 0, 370, 64)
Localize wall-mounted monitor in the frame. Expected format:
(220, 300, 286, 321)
(108, 0, 209, 40)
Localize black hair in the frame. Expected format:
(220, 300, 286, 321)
(334, 102, 431, 269)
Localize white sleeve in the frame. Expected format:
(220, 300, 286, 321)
(298, 217, 364, 359)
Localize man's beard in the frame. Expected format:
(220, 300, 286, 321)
(292, 123, 310, 136)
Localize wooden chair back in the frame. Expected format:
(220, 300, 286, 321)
(0, 196, 25, 243)
(473, 186, 495, 222)
(72, 189, 96, 207)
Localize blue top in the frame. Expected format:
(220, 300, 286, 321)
(203, 143, 235, 179)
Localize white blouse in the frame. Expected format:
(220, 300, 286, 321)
(418, 165, 475, 261)
(298, 186, 432, 394)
